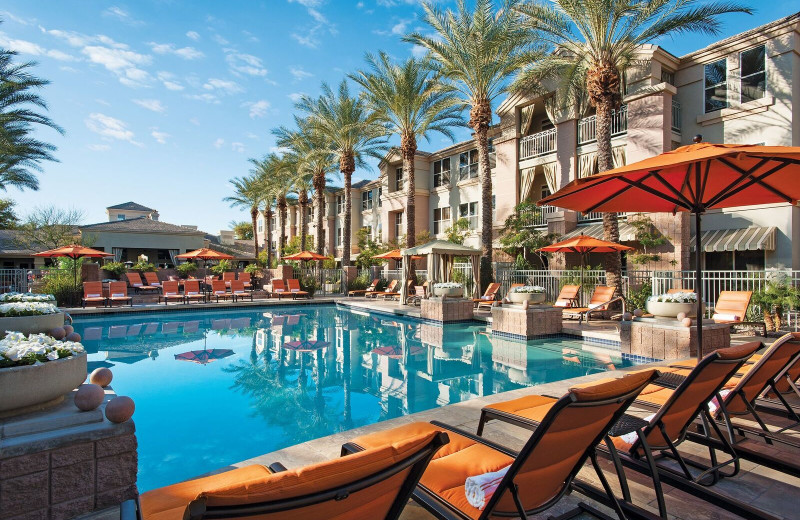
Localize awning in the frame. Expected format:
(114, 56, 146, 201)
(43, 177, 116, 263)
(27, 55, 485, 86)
(562, 222, 638, 242)
(690, 226, 775, 252)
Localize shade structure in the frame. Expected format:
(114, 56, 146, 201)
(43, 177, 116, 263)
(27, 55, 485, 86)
(175, 248, 234, 260)
(538, 236, 633, 306)
(281, 339, 331, 352)
(540, 142, 800, 357)
(34, 245, 113, 300)
(372, 249, 423, 261)
(174, 349, 234, 365)
(400, 240, 482, 304)
(282, 250, 330, 261)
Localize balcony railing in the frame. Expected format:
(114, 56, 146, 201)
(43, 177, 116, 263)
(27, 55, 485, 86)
(577, 105, 627, 145)
(520, 204, 558, 227)
(519, 128, 556, 161)
(671, 100, 681, 133)
(578, 211, 604, 222)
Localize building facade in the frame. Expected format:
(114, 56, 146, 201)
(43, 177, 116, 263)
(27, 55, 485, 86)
(257, 13, 800, 270)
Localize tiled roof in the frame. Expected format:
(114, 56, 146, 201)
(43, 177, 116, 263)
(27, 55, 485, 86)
(80, 217, 205, 235)
(205, 235, 257, 259)
(0, 229, 39, 255)
(106, 202, 156, 212)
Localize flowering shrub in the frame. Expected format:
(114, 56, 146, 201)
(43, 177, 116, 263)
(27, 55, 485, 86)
(510, 285, 545, 294)
(0, 292, 56, 303)
(433, 282, 463, 289)
(0, 332, 84, 368)
(0, 302, 60, 317)
(649, 292, 697, 304)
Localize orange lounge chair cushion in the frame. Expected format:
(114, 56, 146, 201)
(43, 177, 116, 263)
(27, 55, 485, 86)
(141, 430, 442, 520)
(350, 422, 513, 520)
(483, 394, 558, 424)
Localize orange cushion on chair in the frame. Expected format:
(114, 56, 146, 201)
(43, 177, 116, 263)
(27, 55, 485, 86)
(482, 394, 558, 424)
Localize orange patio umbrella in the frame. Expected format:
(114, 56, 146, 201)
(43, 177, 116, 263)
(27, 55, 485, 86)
(372, 249, 422, 261)
(540, 140, 800, 354)
(538, 236, 633, 305)
(175, 248, 234, 260)
(282, 250, 330, 261)
(34, 244, 113, 291)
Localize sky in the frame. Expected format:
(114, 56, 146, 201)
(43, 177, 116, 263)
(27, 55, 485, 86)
(0, 1, 796, 233)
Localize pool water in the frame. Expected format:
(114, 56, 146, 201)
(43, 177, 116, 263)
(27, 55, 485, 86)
(72, 304, 632, 491)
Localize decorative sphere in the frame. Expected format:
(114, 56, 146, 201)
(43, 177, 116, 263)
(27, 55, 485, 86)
(521, 300, 529, 310)
(63, 325, 74, 335)
(633, 309, 643, 317)
(90, 367, 113, 387)
(105, 396, 135, 423)
(622, 312, 633, 321)
(49, 327, 66, 340)
(502, 297, 509, 304)
(492, 301, 500, 307)
(682, 317, 693, 328)
(74, 384, 104, 411)
(65, 332, 81, 343)
(677, 312, 687, 321)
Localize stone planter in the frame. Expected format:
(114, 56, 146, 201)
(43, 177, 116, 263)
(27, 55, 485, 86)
(433, 286, 464, 298)
(0, 352, 87, 417)
(0, 312, 65, 339)
(646, 301, 696, 318)
(508, 292, 546, 305)
(324, 283, 340, 293)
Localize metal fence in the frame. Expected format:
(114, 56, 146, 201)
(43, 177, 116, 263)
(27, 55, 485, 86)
(1, 268, 70, 294)
(291, 267, 345, 295)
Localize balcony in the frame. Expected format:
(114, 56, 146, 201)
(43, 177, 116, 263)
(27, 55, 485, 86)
(519, 128, 557, 161)
(578, 105, 627, 145)
(520, 204, 558, 227)
(578, 211, 604, 222)
(671, 100, 681, 133)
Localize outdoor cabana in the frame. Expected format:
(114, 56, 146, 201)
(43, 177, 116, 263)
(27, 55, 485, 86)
(400, 240, 481, 304)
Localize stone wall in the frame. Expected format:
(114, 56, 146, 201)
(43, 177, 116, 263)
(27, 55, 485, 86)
(491, 305, 562, 339)
(421, 298, 473, 322)
(620, 318, 731, 359)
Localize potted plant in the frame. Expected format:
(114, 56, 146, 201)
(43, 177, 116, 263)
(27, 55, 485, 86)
(176, 262, 198, 279)
(211, 259, 233, 276)
(508, 285, 546, 304)
(102, 261, 127, 280)
(433, 282, 464, 298)
(0, 331, 87, 416)
(646, 291, 698, 318)
(323, 274, 341, 293)
(751, 280, 800, 332)
(0, 293, 64, 338)
(244, 263, 263, 285)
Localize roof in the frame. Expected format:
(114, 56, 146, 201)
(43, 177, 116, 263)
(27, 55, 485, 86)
(106, 202, 156, 212)
(0, 229, 38, 256)
(204, 235, 257, 259)
(403, 239, 481, 256)
(80, 217, 205, 235)
(690, 226, 776, 252)
(562, 222, 638, 242)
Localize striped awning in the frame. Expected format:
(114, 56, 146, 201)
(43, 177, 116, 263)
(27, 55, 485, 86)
(562, 222, 638, 242)
(691, 226, 776, 252)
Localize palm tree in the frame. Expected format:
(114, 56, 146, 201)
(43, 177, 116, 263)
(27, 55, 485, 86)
(251, 154, 293, 261)
(406, 0, 531, 288)
(296, 81, 388, 266)
(223, 174, 262, 258)
(293, 169, 313, 252)
(350, 52, 465, 254)
(0, 47, 63, 191)
(515, 0, 751, 287)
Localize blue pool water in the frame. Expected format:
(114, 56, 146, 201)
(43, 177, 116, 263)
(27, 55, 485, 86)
(72, 304, 632, 491)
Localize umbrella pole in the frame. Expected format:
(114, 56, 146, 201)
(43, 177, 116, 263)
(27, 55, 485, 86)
(695, 211, 703, 360)
(580, 253, 585, 308)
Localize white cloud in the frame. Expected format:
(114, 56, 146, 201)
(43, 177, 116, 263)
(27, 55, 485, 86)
(288, 0, 337, 48)
(214, 138, 225, 149)
(150, 129, 169, 144)
(132, 98, 166, 113)
(290, 66, 313, 81)
(149, 42, 204, 60)
(85, 113, 141, 146)
(203, 78, 243, 94)
(242, 30, 259, 43)
(59, 65, 79, 73)
(102, 6, 144, 26)
(1, 11, 33, 26)
(231, 142, 246, 153)
(356, 2, 364, 8)
(87, 144, 111, 151)
(156, 71, 184, 91)
(288, 92, 306, 103)
(189, 117, 200, 126)
(243, 100, 270, 118)
(411, 45, 428, 58)
(0, 34, 77, 61)
(391, 19, 410, 35)
(187, 93, 220, 104)
(186, 31, 200, 41)
(245, 132, 259, 140)
(212, 34, 229, 46)
(225, 52, 267, 77)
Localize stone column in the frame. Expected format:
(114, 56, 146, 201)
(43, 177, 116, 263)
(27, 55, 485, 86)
(272, 264, 293, 281)
(343, 266, 359, 288)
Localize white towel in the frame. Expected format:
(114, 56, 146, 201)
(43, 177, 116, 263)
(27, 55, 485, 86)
(112, 293, 125, 297)
(618, 414, 655, 446)
(707, 389, 731, 414)
(713, 313, 740, 322)
(465, 466, 510, 510)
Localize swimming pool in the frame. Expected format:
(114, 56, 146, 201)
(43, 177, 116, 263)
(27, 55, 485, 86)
(72, 304, 632, 491)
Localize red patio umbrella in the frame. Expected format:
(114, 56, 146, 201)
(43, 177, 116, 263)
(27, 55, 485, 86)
(281, 339, 330, 352)
(175, 248, 234, 279)
(540, 140, 800, 355)
(174, 348, 234, 365)
(370, 345, 424, 359)
(34, 244, 113, 296)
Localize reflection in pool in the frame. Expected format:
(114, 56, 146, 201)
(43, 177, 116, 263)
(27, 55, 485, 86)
(72, 304, 631, 491)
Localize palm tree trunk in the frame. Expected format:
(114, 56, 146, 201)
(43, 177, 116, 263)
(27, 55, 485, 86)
(595, 98, 623, 290)
(278, 196, 287, 260)
(402, 132, 417, 274)
(471, 100, 493, 292)
(341, 153, 355, 266)
(299, 189, 308, 252)
(250, 206, 260, 258)
(263, 208, 273, 268)
(314, 171, 326, 257)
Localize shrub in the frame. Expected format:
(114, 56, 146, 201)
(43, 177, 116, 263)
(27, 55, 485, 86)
(211, 259, 233, 275)
(348, 272, 371, 291)
(41, 272, 78, 306)
(176, 262, 198, 278)
(103, 262, 127, 277)
(627, 284, 652, 313)
(131, 260, 157, 272)
(299, 275, 319, 297)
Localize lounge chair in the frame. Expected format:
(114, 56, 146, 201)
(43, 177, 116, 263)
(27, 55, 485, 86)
(287, 278, 310, 299)
(712, 290, 767, 336)
(144, 272, 162, 289)
(270, 279, 289, 299)
(474, 282, 501, 309)
(210, 280, 233, 302)
(238, 271, 252, 290)
(371, 280, 399, 299)
(159, 281, 185, 305)
(342, 371, 658, 520)
(408, 282, 428, 306)
(348, 279, 378, 297)
(108, 282, 133, 307)
(231, 280, 252, 302)
(130, 428, 449, 520)
(82, 281, 107, 308)
(126, 272, 159, 294)
(183, 280, 205, 304)
(477, 342, 761, 519)
(554, 284, 581, 308)
(222, 271, 236, 287)
(562, 285, 623, 323)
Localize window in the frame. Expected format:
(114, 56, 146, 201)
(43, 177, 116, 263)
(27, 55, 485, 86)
(257, 220, 263, 232)
(336, 195, 344, 214)
(492, 195, 496, 223)
(361, 190, 373, 211)
(336, 226, 342, 246)
(377, 187, 382, 207)
(488, 138, 495, 154)
(117, 214, 125, 221)
(740, 45, 766, 103)
(433, 207, 451, 235)
(704, 58, 727, 113)
(433, 158, 450, 188)
(541, 186, 551, 200)
(395, 167, 404, 190)
(661, 69, 675, 86)
(394, 212, 403, 239)
(459, 202, 478, 229)
(459, 149, 478, 181)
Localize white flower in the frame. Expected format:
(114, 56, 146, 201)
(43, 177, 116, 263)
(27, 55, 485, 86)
(433, 282, 463, 289)
(0, 302, 59, 317)
(0, 330, 84, 368)
(46, 350, 59, 361)
(510, 285, 545, 294)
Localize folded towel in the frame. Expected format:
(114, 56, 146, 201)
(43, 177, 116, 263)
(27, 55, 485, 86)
(713, 313, 740, 322)
(588, 302, 605, 310)
(87, 293, 101, 298)
(111, 293, 125, 298)
(465, 466, 510, 510)
(707, 389, 731, 414)
(480, 295, 493, 300)
(617, 414, 655, 446)
(554, 300, 570, 307)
